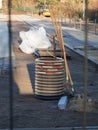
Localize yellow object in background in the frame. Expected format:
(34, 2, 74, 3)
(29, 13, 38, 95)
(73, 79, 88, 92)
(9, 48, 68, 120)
(43, 9, 50, 17)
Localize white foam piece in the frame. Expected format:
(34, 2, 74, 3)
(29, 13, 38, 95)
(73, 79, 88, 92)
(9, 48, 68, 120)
(58, 96, 68, 110)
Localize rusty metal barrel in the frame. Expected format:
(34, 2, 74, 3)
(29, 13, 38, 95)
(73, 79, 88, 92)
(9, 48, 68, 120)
(35, 57, 65, 99)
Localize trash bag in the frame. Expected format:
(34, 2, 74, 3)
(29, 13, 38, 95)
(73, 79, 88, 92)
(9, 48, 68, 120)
(19, 27, 52, 54)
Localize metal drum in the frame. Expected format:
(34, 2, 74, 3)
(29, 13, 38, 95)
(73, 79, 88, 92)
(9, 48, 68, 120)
(35, 57, 65, 99)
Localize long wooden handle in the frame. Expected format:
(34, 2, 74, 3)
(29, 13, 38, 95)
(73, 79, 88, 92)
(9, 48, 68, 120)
(59, 22, 73, 86)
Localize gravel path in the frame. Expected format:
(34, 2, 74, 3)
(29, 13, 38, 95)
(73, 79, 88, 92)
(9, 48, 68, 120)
(0, 21, 98, 129)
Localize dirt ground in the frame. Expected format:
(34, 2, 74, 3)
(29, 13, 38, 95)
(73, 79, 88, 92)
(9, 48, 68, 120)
(0, 21, 98, 129)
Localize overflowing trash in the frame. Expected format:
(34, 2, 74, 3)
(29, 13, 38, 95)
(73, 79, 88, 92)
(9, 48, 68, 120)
(19, 27, 52, 54)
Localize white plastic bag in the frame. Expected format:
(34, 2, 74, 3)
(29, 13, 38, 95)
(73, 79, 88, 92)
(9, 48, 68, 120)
(19, 27, 52, 54)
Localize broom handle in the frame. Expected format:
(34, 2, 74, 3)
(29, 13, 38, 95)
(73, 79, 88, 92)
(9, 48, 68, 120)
(59, 23, 73, 85)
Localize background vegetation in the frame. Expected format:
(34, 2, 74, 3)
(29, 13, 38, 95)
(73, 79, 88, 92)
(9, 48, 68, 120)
(1, 0, 98, 22)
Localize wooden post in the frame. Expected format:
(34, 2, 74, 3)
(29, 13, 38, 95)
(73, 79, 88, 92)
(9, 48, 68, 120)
(80, 20, 82, 30)
(74, 17, 76, 29)
(94, 19, 97, 34)
(53, 35, 56, 58)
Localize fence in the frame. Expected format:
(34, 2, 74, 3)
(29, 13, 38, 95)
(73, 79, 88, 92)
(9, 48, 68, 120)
(61, 17, 98, 35)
